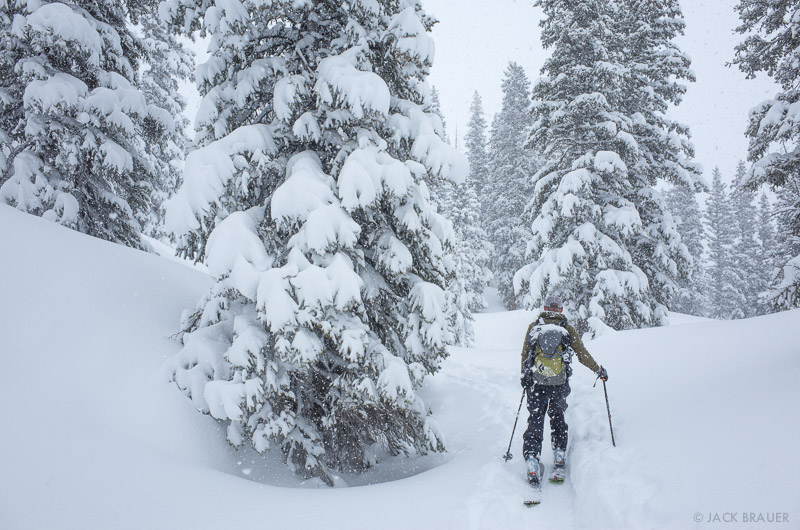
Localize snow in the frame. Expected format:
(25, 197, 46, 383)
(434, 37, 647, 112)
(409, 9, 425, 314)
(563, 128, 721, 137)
(206, 209, 264, 274)
(99, 139, 134, 173)
(273, 75, 303, 122)
(594, 150, 628, 174)
(24, 2, 103, 67)
(23, 72, 88, 111)
(603, 205, 642, 236)
(271, 152, 336, 227)
(0, 151, 46, 212)
(314, 52, 391, 119)
(289, 203, 360, 254)
(387, 103, 468, 184)
(2, 205, 799, 529)
(165, 124, 276, 236)
(388, 7, 436, 64)
(292, 111, 322, 142)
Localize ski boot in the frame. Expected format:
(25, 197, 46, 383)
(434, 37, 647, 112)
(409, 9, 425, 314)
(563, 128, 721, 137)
(526, 454, 543, 488)
(550, 448, 566, 483)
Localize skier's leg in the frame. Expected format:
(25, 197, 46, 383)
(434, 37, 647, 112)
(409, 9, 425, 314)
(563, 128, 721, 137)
(522, 386, 548, 459)
(548, 381, 570, 452)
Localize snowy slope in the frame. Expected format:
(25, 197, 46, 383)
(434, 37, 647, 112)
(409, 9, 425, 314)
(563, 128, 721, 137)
(1, 204, 798, 530)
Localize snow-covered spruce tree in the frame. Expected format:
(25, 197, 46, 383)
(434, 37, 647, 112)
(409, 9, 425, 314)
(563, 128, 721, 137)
(448, 178, 488, 316)
(466, 92, 490, 211)
(162, 0, 467, 484)
(520, 0, 642, 330)
(733, 0, 800, 309)
(431, 90, 496, 345)
(771, 182, 800, 308)
(0, 3, 19, 178)
(486, 62, 537, 309)
(706, 168, 746, 319)
(461, 91, 493, 308)
(130, 1, 193, 239)
(614, 0, 703, 323)
(732, 161, 763, 317)
(517, 0, 701, 331)
(422, 84, 475, 344)
(0, 0, 168, 248)
(756, 192, 779, 313)
(438, 158, 490, 346)
(664, 184, 710, 316)
(428, 85, 448, 143)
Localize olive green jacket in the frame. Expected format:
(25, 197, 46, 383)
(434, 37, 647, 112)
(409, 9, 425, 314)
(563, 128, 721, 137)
(520, 311, 600, 374)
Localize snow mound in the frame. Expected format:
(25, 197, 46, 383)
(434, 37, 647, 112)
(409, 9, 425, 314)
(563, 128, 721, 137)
(1, 204, 798, 529)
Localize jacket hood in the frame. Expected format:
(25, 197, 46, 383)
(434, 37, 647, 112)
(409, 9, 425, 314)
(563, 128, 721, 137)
(539, 310, 568, 323)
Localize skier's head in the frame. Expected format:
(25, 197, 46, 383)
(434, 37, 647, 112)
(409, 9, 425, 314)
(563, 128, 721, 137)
(544, 295, 563, 313)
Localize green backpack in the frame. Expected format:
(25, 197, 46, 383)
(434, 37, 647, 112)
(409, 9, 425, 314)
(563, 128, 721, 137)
(524, 319, 572, 386)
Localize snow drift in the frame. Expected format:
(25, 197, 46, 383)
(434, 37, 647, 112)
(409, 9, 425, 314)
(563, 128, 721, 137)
(1, 205, 798, 529)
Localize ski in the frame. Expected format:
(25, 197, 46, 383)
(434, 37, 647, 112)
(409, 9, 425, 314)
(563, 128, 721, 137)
(524, 460, 544, 506)
(549, 466, 565, 484)
(550, 449, 567, 484)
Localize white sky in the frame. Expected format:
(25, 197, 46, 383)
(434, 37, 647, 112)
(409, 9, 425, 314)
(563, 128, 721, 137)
(424, 0, 779, 184)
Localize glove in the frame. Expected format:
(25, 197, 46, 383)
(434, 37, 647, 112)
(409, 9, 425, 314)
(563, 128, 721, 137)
(596, 366, 608, 382)
(521, 370, 534, 389)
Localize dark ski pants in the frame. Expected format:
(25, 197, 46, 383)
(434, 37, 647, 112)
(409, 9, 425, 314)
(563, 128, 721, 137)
(522, 381, 570, 459)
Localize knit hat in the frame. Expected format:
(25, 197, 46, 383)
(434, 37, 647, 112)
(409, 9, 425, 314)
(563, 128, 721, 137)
(544, 294, 563, 312)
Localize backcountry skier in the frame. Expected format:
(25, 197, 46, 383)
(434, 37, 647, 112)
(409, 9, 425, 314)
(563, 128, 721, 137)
(520, 295, 608, 487)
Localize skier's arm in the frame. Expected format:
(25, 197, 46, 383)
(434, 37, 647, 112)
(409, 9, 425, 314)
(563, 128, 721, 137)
(568, 326, 601, 373)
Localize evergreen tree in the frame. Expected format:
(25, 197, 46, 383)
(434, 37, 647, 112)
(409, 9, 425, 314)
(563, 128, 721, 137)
(518, 0, 700, 332)
(734, 0, 800, 309)
(0, 3, 20, 181)
(732, 161, 763, 317)
(432, 92, 495, 346)
(0, 0, 171, 248)
(772, 183, 800, 309)
(465, 92, 490, 208)
(427, 90, 496, 346)
(486, 62, 536, 309)
(616, 0, 703, 324)
(756, 192, 778, 313)
(706, 168, 746, 319)
(131, 3, 194, 239)
(447, 179, 488, 316)
(664, 184, 709, 316)
(462, 91, 492, 304)
(428, 85, 448, 143)
(425, 86, 474, 346)
(162, 0, 466, 484)
(758, 193, 777, 263)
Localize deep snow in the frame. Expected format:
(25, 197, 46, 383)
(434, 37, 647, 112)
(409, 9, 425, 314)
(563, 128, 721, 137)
(1, 204, 798, 529)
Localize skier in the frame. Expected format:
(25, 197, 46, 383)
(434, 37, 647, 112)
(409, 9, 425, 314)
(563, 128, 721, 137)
(520, 295, 608, 487)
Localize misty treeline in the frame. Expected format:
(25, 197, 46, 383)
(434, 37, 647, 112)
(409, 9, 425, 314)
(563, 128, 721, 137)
(445, 0, 800, 328)
(464, 71, 783, 323)
(1, 0, 798, 484)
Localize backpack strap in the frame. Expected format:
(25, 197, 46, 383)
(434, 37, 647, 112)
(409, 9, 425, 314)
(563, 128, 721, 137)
(553, 318, 572, 352)
(523, 318, 545, 371)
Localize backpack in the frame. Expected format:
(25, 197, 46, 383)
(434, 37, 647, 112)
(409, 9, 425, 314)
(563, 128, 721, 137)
(523, 318, 573, 386)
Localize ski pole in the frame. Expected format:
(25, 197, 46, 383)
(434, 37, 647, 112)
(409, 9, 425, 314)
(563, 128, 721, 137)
(503, 388, 526, 461)
(602, 379, 616, 447)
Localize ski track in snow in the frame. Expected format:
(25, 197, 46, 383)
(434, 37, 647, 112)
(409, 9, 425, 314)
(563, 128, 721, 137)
(436, 341, 600, 530)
